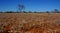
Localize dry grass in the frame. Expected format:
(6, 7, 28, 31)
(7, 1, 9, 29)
(0, 13, 60, 33)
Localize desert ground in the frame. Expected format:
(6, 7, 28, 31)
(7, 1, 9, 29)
(0, 13, 60, 33)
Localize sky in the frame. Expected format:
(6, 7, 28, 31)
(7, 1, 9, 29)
(0, 0, 60, 12)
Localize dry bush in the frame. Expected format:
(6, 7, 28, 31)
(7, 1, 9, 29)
(0, 13, 60, 33)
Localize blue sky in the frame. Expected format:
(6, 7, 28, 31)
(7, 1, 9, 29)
(0, 0, 60, 12)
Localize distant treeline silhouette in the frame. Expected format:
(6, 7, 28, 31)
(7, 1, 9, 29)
(0, 9, 60, 13)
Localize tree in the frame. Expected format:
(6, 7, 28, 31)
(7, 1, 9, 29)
(18, 4, 25, 12)
(28, 11, 32, 13)
(5, 11, 14, 13)
(34, 11, 37, 13)
(53, 9, 60, 13)
(46, 11, 49, 13)
(23, 11, 27, 13)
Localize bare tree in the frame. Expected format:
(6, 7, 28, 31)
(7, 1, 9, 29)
(18, 4, 25, 12)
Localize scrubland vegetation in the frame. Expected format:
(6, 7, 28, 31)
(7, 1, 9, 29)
(0, 13, 60, 33)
